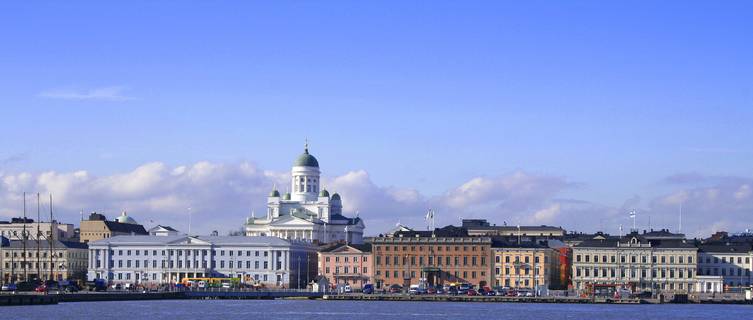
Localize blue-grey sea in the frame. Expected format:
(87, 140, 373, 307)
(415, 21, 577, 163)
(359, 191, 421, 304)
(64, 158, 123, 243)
(2, 300, 750, 319)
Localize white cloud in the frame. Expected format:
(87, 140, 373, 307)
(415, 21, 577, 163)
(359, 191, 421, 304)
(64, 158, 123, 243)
(39, 86, 134, 101)
(9, 161, 749, 238)
(532, 203, 561, 223)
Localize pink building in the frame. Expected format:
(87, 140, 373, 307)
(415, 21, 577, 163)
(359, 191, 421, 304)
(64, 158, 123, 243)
(318, 243, 373, 289)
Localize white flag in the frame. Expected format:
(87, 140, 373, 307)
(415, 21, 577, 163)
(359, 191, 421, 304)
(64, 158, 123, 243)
(629, 210, 636, 218)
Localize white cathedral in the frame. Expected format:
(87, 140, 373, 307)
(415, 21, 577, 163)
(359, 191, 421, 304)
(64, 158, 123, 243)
(244, 144, 365, 244)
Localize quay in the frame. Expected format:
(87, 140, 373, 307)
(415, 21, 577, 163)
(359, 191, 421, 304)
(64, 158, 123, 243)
(0, 294, 58, 306)
(322, 294, 641, 304)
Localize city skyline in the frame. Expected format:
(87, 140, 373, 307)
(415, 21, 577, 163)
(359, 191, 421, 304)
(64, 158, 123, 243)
(1, 1, 753, 236)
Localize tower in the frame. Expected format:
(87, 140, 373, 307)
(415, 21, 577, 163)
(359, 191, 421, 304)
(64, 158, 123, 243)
(290, 141, 321, 202)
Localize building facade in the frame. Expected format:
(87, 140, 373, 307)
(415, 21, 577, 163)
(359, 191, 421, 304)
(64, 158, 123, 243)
(697, 243, 752, 291)
(318, 243, 373, 289)
(572, 232, 697, 294)
(79, 212, 148, 243)
(372, 234, 492, 289)
(0, 218, 76, 241)
(87, 235, 317, 289)
(244, 144, 364, 244)
(492, 244, 560, 292)
(1, 238, 88, 284)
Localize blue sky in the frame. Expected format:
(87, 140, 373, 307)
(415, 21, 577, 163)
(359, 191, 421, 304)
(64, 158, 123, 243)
(1, 1, 752, 236)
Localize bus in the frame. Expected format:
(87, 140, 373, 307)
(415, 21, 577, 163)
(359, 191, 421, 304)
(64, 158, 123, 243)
(181, 277, 240, 289)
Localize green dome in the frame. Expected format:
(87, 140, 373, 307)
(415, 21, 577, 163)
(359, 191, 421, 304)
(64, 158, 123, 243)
(331, 193, 341, 201)
(293, 148, 319, 167)
(319, 189, 330, 197)
(269, 189, 280, 197)
(282, 192, 291, 200)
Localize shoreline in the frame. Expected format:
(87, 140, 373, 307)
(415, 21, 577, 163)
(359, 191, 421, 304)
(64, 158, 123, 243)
(3, 292, 751, 306)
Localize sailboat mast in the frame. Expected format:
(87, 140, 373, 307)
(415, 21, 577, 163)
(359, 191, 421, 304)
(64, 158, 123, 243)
(37, 193, 41, 280)
(49, 194, 55, 281)
(22, 192, 28, 281)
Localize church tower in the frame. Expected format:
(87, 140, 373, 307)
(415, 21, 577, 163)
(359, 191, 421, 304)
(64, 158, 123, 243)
(290, 141, 321, 202)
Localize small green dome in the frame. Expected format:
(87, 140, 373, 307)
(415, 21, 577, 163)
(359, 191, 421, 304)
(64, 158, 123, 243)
(293, 147, 319, 167)
(283, 192, 291, 200)
(331, 193, 341, 201)
(269, 189, 280, 197)
(319, 189, 330, 197)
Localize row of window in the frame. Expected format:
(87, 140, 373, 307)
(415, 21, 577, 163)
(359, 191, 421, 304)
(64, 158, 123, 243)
(324, 266, 368, 274)
(575, 267, 696, 279)
(376, 255, 486, 267)
(700, 255, 751, 265)
(4, 262, 70, 269)
(3, 251, 67, 258)
(376, 270, 485, 280)
(699, 267, 752, 277)
(324, 256, 368, 263)
(495, 266, 545, 276)
(575, 254, 694, 264)
(100, 249, 272, 258)
(494, 255, 548, 264)
(99, 259, 282, 270)
(378, 245, 486, 252)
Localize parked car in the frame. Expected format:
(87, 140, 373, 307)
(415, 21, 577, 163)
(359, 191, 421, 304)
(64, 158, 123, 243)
(458, 283, 471, 295)
(408, 284, 420, 295)
(426, 287, 437, 294)
(111, 283, 122, 290)
(480, 286, 496, 296)
(64, 284, 80, 293)
(517, 289, 533, 297)
(1, 283, 17, 292)
(434, 286, 445, 294)
(388, 284, 403, 294)
(506, 289, 518, 297)
(362, 284, 374, 294)
(16, 280, 41, 292)
(343, 285, 352, 293)
(448, 286, 459, 295)
(466, 289, 479, 296)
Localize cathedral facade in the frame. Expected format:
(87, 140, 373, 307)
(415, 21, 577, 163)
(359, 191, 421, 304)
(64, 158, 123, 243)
(244, 144, 365, 244)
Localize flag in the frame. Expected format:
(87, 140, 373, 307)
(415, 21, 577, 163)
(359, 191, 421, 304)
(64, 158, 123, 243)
(629, 210, 636, 219)
(425, 209, 434, 221)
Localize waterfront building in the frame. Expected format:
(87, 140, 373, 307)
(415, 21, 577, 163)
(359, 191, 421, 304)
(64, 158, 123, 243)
(696, 243, 752, 290)
(492, 242, 561, 292)
(148, 225, 180, 237)
(571, 230, 697, 294)
(0, 238, 88, 284)
(86, 235, 318, 288)
(463, 219, 565, 247)
(464, 219, 565, 239)
(244, 144, 365, 244)
(318, 243, 373, 289)
(371, 226, 492, 289)
(0, 217, 76, 241)
(79, 212, 148, 243)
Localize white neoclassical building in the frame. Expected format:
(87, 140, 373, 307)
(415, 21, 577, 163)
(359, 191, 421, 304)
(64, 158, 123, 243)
(244, 144, 365, 244)
(87, 234, 318, 288)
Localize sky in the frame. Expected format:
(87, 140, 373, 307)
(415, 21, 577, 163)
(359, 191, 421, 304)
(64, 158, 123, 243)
(1, 1, 752, 237)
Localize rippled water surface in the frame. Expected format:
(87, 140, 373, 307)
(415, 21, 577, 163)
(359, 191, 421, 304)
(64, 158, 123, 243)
(3, 299, 750, 320)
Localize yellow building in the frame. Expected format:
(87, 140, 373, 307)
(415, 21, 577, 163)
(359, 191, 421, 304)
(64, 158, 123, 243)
(493, 244, 560, 291)
(79, 212, 147, 243)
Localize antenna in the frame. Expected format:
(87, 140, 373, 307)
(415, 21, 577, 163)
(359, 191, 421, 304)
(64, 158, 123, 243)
(679, 202, 683, 234)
